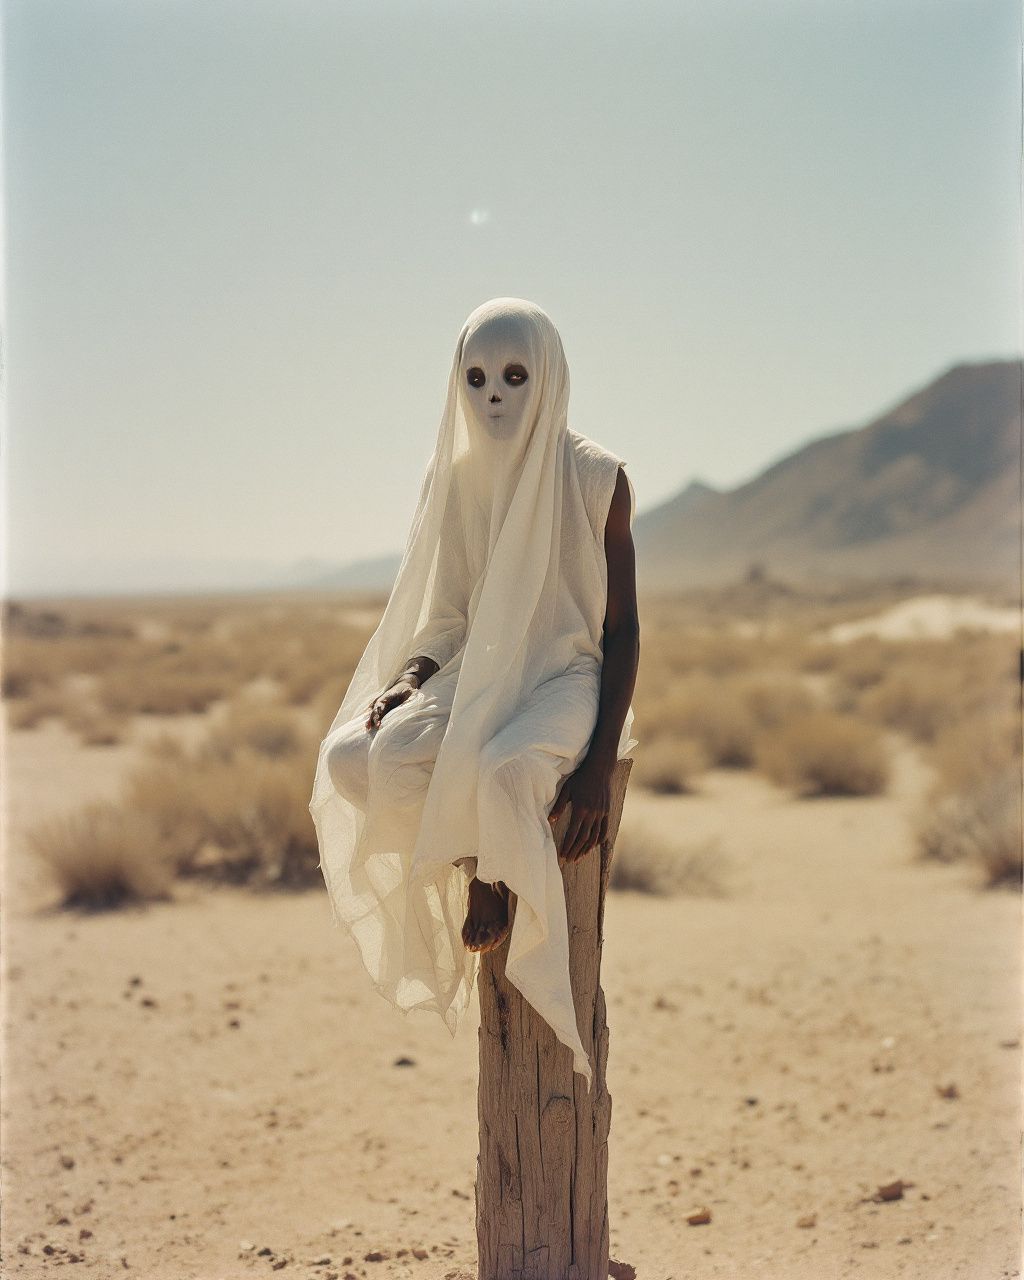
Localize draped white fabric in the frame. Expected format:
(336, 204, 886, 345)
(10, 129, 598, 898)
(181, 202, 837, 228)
(308, 298, 637, 1086)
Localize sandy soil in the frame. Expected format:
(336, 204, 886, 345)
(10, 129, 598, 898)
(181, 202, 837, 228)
(1, 715, 1020, 1279)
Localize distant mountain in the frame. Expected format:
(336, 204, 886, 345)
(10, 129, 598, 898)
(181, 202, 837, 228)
(305, 552, 403, 592)
(25, 358, 1011, 602)
(633, 358, 1021, 591)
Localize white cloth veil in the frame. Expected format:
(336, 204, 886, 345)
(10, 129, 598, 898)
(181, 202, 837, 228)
(309, 297, 635, 1084)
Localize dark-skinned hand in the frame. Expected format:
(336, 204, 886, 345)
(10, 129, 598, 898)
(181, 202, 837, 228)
(364, 677, 418, 732)
(547, 755, 612, 862)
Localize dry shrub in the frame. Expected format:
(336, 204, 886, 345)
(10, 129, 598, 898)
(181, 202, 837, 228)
(928, 704, 1020, 794)
(5, 687, 67, 730)
(124, 742, 320, 887)
(632, 734, 708, 794)
(857, 665, 970, 743)
(84, 720, 127, 747)
(915, 769, 1021, 887)
(27, 802, 174, 910)
(115, 743, 206, 864)
(95, 664, 229, 716)
(845, 633, 1017, 745)
(914, 700, 1022, 887)
(828, 636, 891, 691)
(755, 709, 889, 796)
(674, 631, 759, 677)
(4, 596, 378, 736)
(2, 635, 70, 697)
(737, 672, 818, 728)
(2, 645, 46, 698)
(609, 816, 727, 897)
(636, 672, 759, 768)
(275, 620, 372, 707)
(62, 705, 128, 746)
(636, 623, 761, 680)
(797, 641, 842, 674)
(3, 626, 140, 701)
(202, 700, 305, 762)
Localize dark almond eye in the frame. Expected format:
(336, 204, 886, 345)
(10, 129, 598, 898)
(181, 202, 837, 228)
(466, 367, 485, 388)
(504, 364, 528, 386)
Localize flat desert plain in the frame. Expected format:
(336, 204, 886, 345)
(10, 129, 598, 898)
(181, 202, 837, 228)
(1, 588, 1020, 1279)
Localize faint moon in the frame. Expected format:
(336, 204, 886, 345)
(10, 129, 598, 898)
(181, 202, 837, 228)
(468, 208, 491, 226)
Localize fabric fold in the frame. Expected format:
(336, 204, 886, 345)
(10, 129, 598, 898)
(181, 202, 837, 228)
(309, 298, 638, 1082)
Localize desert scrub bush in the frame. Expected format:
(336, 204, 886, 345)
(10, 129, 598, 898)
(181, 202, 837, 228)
(2, 628, 142, 707)
(857, 662, 980, 744)
(754, 709, 889, 796)
(1, 635, 66, 699)
(925, 701, 1019, 791)
(632, 734, 708, 794)
(673, 630, 761, 677)
(27, 802, 173, 910)
(62, 702, 129, 746)
(635, 672, 759, 768)
(638, 623, 763, 680)
(827, 635, 892, 691)
(201, 700, 305, 762)
(737, 672, 819, 729)
(915, 768, 1021, 888)
(610, 816, 727, 896)
(796, 640, 842, 674)
(95, 661, 230, 717)
(913, 700, 1021, 887)
(274, 618, 375, 707)
(5, 686, 68, 730)
(124, 740, 321, 887)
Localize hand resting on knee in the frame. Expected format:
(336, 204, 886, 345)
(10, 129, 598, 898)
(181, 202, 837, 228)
(365, 655, 440, 731)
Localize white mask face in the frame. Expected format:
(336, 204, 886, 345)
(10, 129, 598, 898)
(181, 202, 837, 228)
(458, 313, 536, 450)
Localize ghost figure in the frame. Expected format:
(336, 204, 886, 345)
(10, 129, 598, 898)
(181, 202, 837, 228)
(309, 297, 638, 1086)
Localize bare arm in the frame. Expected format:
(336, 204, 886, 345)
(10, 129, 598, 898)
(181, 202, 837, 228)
(549, 465, 641, 859)
(390, 655, 439, 689)
(587, 465, 640, 769)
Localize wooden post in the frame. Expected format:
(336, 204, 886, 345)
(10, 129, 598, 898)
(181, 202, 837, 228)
(475, 756, 633, 1280)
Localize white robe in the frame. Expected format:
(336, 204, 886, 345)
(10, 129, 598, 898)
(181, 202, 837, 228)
(316, 429, 637, 1085)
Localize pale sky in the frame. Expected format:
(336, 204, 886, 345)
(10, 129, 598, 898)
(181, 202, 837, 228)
(3, 0, 1021, 596)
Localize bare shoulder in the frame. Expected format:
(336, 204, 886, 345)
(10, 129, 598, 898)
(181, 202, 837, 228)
(604, 465, 632, 540)
(603, 464, 638, 630)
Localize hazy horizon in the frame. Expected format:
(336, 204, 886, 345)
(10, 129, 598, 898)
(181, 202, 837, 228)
(3, 0, 1021, 597)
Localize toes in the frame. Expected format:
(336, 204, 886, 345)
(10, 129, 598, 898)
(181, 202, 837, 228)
(466, 921, 494, 955)
(465, 922, 492, 953)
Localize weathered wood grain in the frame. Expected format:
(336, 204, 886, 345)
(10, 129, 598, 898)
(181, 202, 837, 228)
(476, 756, 633, 1280)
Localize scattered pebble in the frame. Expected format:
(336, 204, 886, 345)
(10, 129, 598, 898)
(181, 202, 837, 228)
(871, 1178, 914, 1202)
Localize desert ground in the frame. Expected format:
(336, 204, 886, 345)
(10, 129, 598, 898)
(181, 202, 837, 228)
(1, 582, 1020, 1279)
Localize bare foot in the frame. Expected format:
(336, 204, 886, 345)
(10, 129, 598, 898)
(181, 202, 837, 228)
(462, 877, 510, 954)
